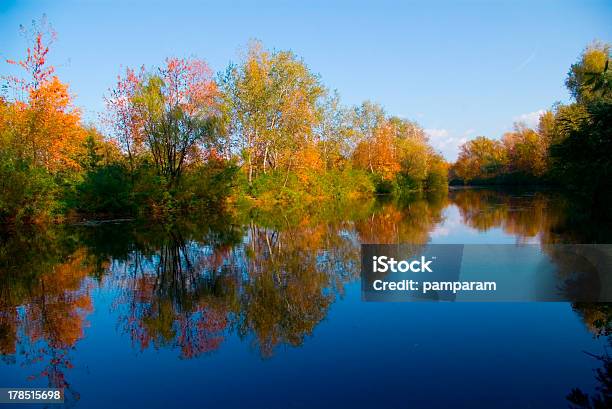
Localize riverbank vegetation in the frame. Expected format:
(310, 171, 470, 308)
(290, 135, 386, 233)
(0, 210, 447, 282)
(0, 19, 446, 225)
(450, 41, 611, 214)
(1, 18, 610, 226)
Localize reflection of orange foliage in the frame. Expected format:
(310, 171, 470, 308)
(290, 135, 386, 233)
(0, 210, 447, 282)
(572, 304, 610, 337)
(0, 309, 18, 355)
(450, 189, 561, 242)
(0, 248, 94, 354)
(242, 221, 360, 356)
(25, 248, 94, 349)
(356, 199, 445, 244)
(0, 245, 94, 395)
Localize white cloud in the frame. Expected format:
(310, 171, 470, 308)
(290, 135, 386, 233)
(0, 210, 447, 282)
(424, 128, 448, 138)
(430, 226, 450, 237)
(426, 128, 475, 162)
(513, 109, 545, 128)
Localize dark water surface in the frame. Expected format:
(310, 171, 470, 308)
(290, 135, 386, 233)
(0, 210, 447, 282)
(1, 188, 610, 408)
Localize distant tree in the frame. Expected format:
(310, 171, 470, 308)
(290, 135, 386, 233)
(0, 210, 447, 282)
(503, 123, 549, 177)
(453, 136, 507, 182)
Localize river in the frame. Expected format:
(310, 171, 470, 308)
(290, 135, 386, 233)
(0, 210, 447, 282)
(0, 188, 610, 408)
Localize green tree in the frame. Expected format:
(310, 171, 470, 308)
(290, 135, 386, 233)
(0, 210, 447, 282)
(566, 42, 612, 104)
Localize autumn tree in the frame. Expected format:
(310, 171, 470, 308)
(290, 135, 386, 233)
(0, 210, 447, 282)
(315, 90, 352, 170)
(219, 42, 326, 184)
(352, 111, 446, 191)
(453, 136, 507, 182)
(549, 41, 612, 209)
(0, 17, 91, 222)
(2, 17, 86, 173)
(502, 123, 549, 177)
(353, 122, 401, 180)
(104, 67, 145, 175)
(107, 58, 220, 188)
(349, 101, 386, 173)
(537, 110, 556, 142)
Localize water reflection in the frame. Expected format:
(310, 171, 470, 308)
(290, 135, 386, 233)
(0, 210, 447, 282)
(567, 303, 612, 408)
(449, 187, 612, 244)
(1, 189, 611, 406)
(0, 228, 94, 401)
(450, 188, 561, 240)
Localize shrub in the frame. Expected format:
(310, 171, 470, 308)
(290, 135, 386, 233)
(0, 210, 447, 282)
(75, 163, 134, 216)
(0, 154, 58, 224)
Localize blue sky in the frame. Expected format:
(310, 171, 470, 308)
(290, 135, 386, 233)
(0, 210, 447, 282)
(1, 0, 610, 160)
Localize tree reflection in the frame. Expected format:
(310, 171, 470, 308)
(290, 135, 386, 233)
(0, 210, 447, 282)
(5, 189, 610, 401)
(356, 194, 446, 244)
(449, 188, 562, 241)
(111, 219, 243, 359)
(238, 223, 337, 356)
(449, 187, 612, 245)
(0, 227, 94, 402)
(567, 304, 612, 409)
(95, 195, 450, 358)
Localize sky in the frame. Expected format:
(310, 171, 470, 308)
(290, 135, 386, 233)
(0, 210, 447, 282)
(1, 0, 610, 161)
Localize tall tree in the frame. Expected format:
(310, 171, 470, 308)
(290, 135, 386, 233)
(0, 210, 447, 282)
(219, 42, 325, 184)
(2, 17, 86, 173)
(350, 101, 386, 173)
(315, 90, 352, 170)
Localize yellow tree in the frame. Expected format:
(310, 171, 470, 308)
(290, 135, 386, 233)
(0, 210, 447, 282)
(353, 123, 401, 180)
(220, 42, 325, 184)
(503, 123, 549, 177)
(453, 136, 507, 182)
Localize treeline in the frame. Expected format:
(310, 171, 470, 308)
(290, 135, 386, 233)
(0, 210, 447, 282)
(0, 20, 446, 224)
(451, 41, 611, 211)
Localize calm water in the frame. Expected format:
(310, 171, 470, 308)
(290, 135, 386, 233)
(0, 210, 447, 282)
(1, 188, 610, 408)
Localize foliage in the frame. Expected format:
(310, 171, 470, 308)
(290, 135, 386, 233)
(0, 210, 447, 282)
(549, 101, 612, 211)
(351, 107, 446, 193)
(452, 136, 507, 183)
(0, 151, 58, 224)
(219, 41, 326, 185)
(73, 163, 134, 216)
(566, 41, 612, 104)
(1, 18, 451, 223)
(106, 58, 220, 188)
